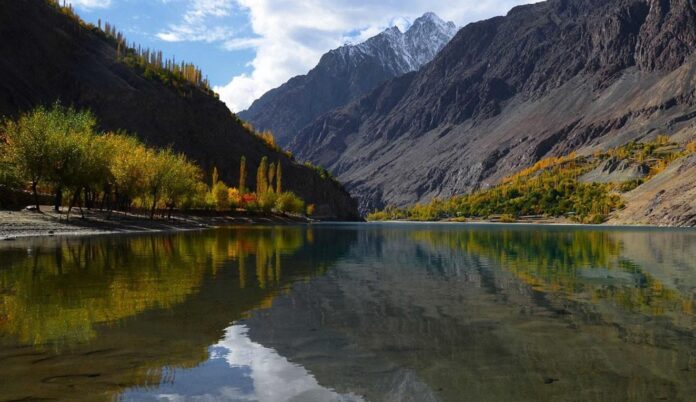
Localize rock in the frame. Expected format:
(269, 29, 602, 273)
(579, 157, 650, 183)
(609, 155, 696, 227)
(289, 0, 696, 215)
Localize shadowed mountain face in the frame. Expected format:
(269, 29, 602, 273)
(0, 0, 359, 220)
(238, 13, 457, 146)
(290, 0, 696, 214)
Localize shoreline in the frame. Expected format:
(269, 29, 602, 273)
(2, 210, 693, 241)
(362, 219, 696, 230)
(0, 209, 313, 241)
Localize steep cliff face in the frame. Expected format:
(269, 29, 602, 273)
(0, 0, 359, 219)
(238, 13, 457, 145)
(291, 0, 696, 214)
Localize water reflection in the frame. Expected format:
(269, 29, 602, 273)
(1, 224, 695, 401)
(122, 325, 365, 402)
(409, 227, 696, 318)
(0, 226, 356, 402)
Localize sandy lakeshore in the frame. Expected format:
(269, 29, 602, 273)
(0, 208, 310, 240)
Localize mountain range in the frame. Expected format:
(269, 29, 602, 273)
(287, 0, 696, 215)
(238, 12, 457, 146)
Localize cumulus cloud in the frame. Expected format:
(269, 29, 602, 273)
(213, 0, 534, 112)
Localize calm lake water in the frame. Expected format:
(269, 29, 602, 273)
(1, 223, 696, 401)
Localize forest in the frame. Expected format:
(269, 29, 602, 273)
(0, 104, 310, 218)
(368, 137, 696, 223)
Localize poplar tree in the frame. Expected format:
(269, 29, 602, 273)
(256, 156, 268, 194)
(212, 166, 219, 187)
(239, 156, 247, 196)
(268, 162, 276, 193)
(275, 162, 282, 194)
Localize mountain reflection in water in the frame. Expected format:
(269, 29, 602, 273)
(0, 224, 694, 401)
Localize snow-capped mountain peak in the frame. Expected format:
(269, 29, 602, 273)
(340, 12, 458, 73)
(238, 12, 457, 145)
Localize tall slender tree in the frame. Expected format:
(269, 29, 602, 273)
(211, 166, 219, 187)
(275, 162, 282, 193)
(256, 157, 268, 194)
(268, 162, 276, 193)
(239, 156, 247, 196)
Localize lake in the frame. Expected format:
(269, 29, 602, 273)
(1, 223, 695, 401)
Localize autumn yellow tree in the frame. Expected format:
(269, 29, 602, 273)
(268, 162, 276, 193)
(239, 156, 247, 196)
(275, 162, 282, 193)
(256, 156, 268, 194)
(211, 166, 219, 187)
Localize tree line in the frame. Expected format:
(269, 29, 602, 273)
(208, 155, 309, 216)
(368, 137, 696, 223)
(47, 0, 211, 94)
(0, 104, 311, 218)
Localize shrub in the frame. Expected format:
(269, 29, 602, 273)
(618, 179, 643, 193)
(686, 141, 696, 154)
(499, 214, 517, 223)
(275, 192, 305, 214)
(581, 214, 607, 224)
(240, 193, 256, 207)
(228, 187, 240, 209)
(211, 181, 229, 211)
(256, 191, 277, 212)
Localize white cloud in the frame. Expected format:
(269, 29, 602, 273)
(222, 36, 263, 50)
(214, 0, 535, 112)
(67, 0, 112, 9)
(157, 0, 237, 42)
(217, 325, 366, 402)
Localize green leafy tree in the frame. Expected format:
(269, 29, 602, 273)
(211, 181, 229, 212)
(2, 105, 60, 210)
(161, 153, 202, 218)
(103, 133, 149, 212)
(143, 148, 177, 219)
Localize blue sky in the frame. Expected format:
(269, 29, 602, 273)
(68, 0, 535, 112)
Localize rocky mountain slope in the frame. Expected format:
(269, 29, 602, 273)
(610, 154, 696, 226)
(290, 0, 696, 215)
(0, 0, 359, 219)
(238, 12, 457, 145)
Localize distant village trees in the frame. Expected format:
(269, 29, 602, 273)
(368, 138, 696, 224)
